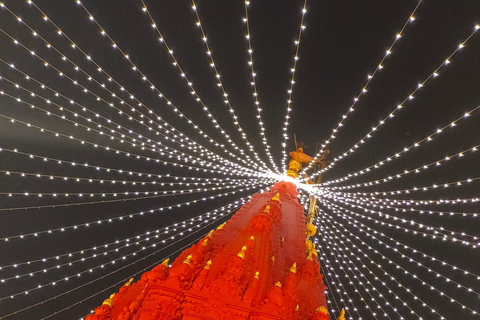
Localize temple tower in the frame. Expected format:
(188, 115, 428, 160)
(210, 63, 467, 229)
(86, 149, 343, 320)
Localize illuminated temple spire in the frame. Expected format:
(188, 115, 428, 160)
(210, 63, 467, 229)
(86, 148, 343, 320)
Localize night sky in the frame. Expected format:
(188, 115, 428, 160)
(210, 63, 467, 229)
(0, 0, 480, 319)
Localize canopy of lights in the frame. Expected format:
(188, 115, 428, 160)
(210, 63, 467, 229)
(0, 0, 479, 319)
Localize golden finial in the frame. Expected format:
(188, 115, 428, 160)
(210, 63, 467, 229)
(124, 278, 133, 287)
(161, 258, 169, 267)
(274, 281, 282, 288)
(337, 309, 346, 320)
(202, 238, 209, 246)
(102, 293, 115, 307)
(254, 271, 260, 279)
(263, 205, 270, 213)
(295, 304, 299, 311)
(316, 306, 329, 315)
(289, 262, 297, 274)
(204, 260, 212, 270)
(306, 239, 313, 251)
(312, 247, 318, 257)
(183, 254, 192, 264)
(271, 193, 280, 202)
(237, 245, 247, 259)
(249, 235, 255, 240)
(216, 222, 226, 230)
(306, 250, 313, 261)
(305, 223, 317, 237)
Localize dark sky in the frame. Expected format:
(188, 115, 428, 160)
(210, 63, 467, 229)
(0, 0, 479, 319)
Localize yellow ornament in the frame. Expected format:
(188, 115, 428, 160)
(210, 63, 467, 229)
(305, 223, 316, 236)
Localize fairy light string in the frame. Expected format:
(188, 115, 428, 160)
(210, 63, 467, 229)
(0, 110, 253, 178)
(141, 0, 273, 172)
(0, 180, 268, 212)
(0, 77, 251, 176)
(321, 194, 478, 246)
(0, 27, 253, 174)
(0, 194, 252, 243)
(140, 0, 269, 171)
(281, 0, 308, 172)
(338, 194, 479, 217)
(60, 228, 224, 320)
(305, 23, 480, 181)
(0, 198, 247, 269)
(0, 58, 251, 174)
(320, 205, 480, 317)
(316, 217, 404, 319)
(70, 0, 267, 170)
(304, 0, 424, 172)
(317, 211, 449, 319)
(241, 0, 281, 173)
(325, 144, 480, 191)
(322, 104, 480, 187)
(326, 207, 480, 292)
(0, 146, 268, 184)
(0, 213, 231, 319)
(298, 193, 386, 319)
(0, 204, 240, 284)
(6, 1, 258, 171)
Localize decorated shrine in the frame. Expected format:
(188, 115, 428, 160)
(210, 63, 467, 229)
(86, 149, 344, 320)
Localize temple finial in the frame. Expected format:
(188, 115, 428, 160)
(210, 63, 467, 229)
(271, 193, 280, 202)
(183, 254, 192, 264)
(290, 262, 297, 274)
(102, 293, 115, 307)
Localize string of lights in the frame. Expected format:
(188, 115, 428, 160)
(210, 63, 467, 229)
(0, 213, 231, 319)
(0, 180, 262, 199)
(299, 192, 388, 319)
(0, 168, 262, 188)
(68, 0, 267, 169)
(138, 0, 270, 171)
(314, 246, 359, 319)
(281, 0, 308, 172)
(0, 111, 254, 177)
(62, 231, 214, 320)
(303, 0, 424, 172)
(321, 105, 480, 187)
(316, 218, 406, 319)
(336, 174, 480, 196)
(0, 58, 253, 174)
(323, 197, 478, 248)
(305, 23, 480, 181)
(5, 1, 257, 170)
(320, 206, 480, 317)
(241, 0, 280, 173)
(1, 195, 250, 243)
(324, 144, 480, 191)
(317, 211, 449, 319)
(332, 192, 480, 207)
(325, 207, 480, 290)
(0, 204, 239, 284)
(0, 146, 267, 183)
(142, 0, 273, 172)
(0, 181, 267, 212)
(336, 194, 479, 217)
(0, 29, 255, 175)
(300, 190, 398, 319)
(0, 199, 246, 270)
